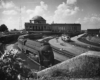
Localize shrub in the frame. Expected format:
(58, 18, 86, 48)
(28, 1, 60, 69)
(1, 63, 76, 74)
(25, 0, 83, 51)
(0, 49, 35, 80)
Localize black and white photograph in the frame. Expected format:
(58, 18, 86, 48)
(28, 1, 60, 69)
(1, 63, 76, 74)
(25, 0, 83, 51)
(0, 0, 100, 80)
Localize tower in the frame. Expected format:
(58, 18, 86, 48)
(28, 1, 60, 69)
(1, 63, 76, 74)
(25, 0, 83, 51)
(19, 6, 22, 30)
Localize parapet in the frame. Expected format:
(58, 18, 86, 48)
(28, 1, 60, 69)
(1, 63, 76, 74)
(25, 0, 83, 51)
(36, 51, 100, 79)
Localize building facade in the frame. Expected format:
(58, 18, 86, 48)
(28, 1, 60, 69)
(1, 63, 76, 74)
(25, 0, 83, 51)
(25, 16, 81, 34)
(50, 24, 81, 34)
(87, 29, 100, 35)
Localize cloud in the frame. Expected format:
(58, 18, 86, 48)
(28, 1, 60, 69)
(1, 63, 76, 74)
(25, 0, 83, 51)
(23, 1, 79, 24)
(76, 16, 100, 29)
(26, 1, 48, 19)
(40, 1, 48, 10)
(1, 17, 19, 30)
(0, 0, 79, 30)
(0, 1, 50, 30)
(75, 18, 81, 23)
(67, 0, 77, 4)
(83, 16, 100, 23)
(53, 2, 79, 23)
(26, 9, 34, 14)
(0, 0, 16, 9)
(2, 10, 18, 15)
(1, 16, 26, 30)
(90, 17, 100, 22)
(21, 6, 27, 13)
(25, 1, 54, 24)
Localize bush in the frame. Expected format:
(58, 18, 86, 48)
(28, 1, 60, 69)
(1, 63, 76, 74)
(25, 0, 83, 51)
(0, 49, 35, 80)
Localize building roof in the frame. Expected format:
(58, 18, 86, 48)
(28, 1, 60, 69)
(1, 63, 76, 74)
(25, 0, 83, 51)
(31, 16, 46, 21)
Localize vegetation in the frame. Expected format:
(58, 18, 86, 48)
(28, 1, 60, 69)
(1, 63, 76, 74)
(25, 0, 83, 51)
(0, 24, 8, 32)
(78, 34, 100, 47)
(0, 48, 36, 80)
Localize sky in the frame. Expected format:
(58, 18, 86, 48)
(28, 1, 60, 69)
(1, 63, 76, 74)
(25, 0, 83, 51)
(0, 0, 100, 30)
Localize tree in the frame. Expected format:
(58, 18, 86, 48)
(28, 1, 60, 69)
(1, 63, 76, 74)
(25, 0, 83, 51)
(0, 24, 8, 32)
(13, 29, 18, 31)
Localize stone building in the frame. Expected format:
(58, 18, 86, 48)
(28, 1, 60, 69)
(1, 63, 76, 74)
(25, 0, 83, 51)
(25, 16, 50, 31)
(25, 16, 81, 34)
(51, 23, 81, 34)
(87, 29, 100, 35)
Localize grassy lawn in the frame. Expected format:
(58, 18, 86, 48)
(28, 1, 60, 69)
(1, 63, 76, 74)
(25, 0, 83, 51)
(78, 34, 100, 47)
(66, 34, 100, 51)
(69, 41, 100, 51)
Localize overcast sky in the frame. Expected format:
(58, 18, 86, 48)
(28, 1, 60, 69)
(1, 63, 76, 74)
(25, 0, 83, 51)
(0, 0, 100, 30)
